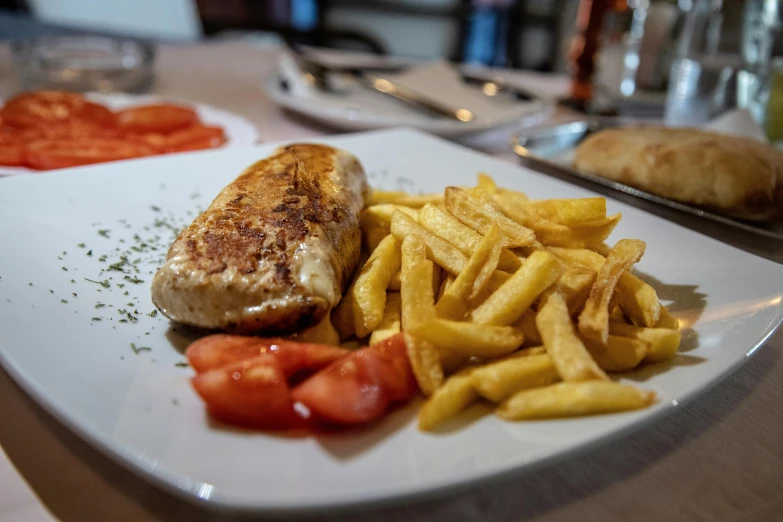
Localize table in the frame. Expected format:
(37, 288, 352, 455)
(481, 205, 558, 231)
(0, 42, 781, 522)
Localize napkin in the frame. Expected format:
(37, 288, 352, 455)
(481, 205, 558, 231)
(378, 60, 528, 121)
(275, 51, 536, 122)
(703, 109, 769, 143)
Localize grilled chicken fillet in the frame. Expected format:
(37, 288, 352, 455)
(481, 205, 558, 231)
(151, 144, 368, 333)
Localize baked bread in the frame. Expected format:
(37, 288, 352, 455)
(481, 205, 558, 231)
(573, 127, 783, 221)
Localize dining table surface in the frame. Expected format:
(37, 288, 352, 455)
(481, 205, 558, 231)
(0, 40, 782, 522)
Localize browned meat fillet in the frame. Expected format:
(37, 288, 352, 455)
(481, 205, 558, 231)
(151, 143, 369, 333)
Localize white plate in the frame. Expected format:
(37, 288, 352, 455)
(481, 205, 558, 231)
(0, 129, 782, 513)
(0, 93, 260, 177)
(264, 72, 554, 138)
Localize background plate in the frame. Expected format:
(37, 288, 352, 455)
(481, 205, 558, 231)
(0, 129, 782, 512)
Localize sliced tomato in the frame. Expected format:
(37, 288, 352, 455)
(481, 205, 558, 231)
(116, 104, 199, 134)
(186, 334, 348, 377)
(25, 138, 156, 170)
(191, 355, 303, 430)
(165, 125, 226, 153)
(0, 143, 24, 166)
(124, 132, 167, 152)
(291, 333, 417, 425)
(3, 91, 114, 128)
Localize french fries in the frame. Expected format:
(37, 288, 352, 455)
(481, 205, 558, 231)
(497, 381, 656, 420)
(578, 239, 646, 344)
(333, 173, 678, 429)
(369, 292, 401, 345)
(418, 203, 522, 272)
(471, 351, 558, 403)
(410, 319, 524, 358)
(445, 187, 537, 248)
(351, 234, 402, 338)
(401, 236, 443, 395)
(471, 250, 564, 326)
(435, 224, 502, 320)
(419, 369, 477, 431)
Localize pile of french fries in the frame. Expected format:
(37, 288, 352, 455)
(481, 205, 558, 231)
(330, 174, 681, 431)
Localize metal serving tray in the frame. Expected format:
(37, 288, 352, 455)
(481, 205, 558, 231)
(512, 119, 783, 240)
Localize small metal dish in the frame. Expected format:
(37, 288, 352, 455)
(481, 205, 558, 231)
(12, 36, 155, 93)
(512, 119, 783, 240)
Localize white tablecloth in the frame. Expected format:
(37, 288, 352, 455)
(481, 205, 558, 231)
(0, 42, 781, 522)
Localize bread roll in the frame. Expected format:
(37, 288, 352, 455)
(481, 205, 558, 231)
(573, 127, 783, 221)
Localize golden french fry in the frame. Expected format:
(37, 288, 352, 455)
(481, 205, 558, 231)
(288, 313, 340, 346)
(351, 234, 402, 338)
(617, 274, 661, 327)
(521, 198, 607, 225)
(418, 370, 477, 431)
(360, 204, 419, 228)
(392, 210, 512, 289)
(548, 266, 597, 315)
(550, 247, 660, 327)
(609, 305, 625, 322)
(515, 309, 542, 346)
(392, 209, 468, 275)
(471, 250, 564, 326)
(540, 215, 621, 248)
(363, 228, 390, 253)
(435, 224, 502, 320)
(400, 238, 443, 394)
(417, 203, 522, 272)
(537, 292, 608, 381)
(471, 352, 559, 403)
(410, 318, 524, 358)
(439, 346, 470, 374)
(369, 292, 402, 345)
(656, 305, 680, 330)
(444, 186, 537, 248)
(497, 381, 655, 420)
(609, 321, 681, 363)
(331, 283, 355, 341)
(368, 190, 443, 207)
(583, 335, 649, 372)
(475, 172, 498, 193)
(404, 332, 444, 396)
(432, 264, 443, 300)
(578, 239, 646, 344)
(388, 269, 402, 291)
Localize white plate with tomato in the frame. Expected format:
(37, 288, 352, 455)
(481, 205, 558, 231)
(0, 91, 259, 175)
(0, 129, 782, 513)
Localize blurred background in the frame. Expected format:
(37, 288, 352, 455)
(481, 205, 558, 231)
(0, 0, 575, 71)
(0, 0, 780, 131)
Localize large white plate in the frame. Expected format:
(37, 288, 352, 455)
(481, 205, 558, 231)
(0, 92, 260, 177)
(0, 129, 782, 513)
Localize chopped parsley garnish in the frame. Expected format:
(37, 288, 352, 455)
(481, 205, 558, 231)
(95, 303, 105, 309)
(91, 317, 101, 321)
(124, 275, 144, 284)
(78, 243, 86, 248)
(87, 250, 93, 257)
(175, 362, 189, 368)
(60, 299, 67, 303)
(84, 278, 110, 289)
(148, 310, 157, 317)
(130, 343, 151, 354)
(151, 205, 161, 212)
(98, 229, 110, 238)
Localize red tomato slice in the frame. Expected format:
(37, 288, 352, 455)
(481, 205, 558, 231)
(25, 138, 156, 170)
(0, 143, 24, 166)
(291, 334, 418, 425)
(191, 355, 303, 430)
(186, 334, 348, 377)
(2, 91, 114, 128)
(116, 104, 199, 134)
(123, 132, 167, 152)
(165, 125, 226, 153)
